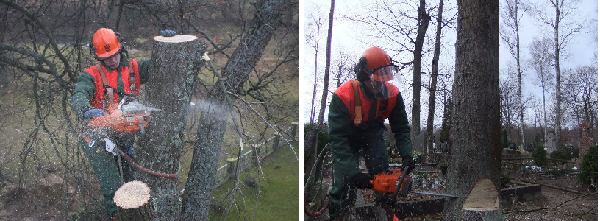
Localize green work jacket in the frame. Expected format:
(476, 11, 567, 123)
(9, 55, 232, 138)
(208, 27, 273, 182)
(328, 80, 413, 177)
(69, 54, 151, 115)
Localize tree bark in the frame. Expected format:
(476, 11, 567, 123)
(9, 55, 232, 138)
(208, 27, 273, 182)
(424, 0, 443, 163)
(135, 35, 204, 220)
(411, 0, 430, 145)
(181, 0, 285, 219)
(553, 1, 562, 150)
(316, 0, 335, 126)
(443, 0, 503, 220)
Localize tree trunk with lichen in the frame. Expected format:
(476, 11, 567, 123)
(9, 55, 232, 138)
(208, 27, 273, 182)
(180, 0, 286, 220)
(131, 35, 204, 220)
(442, 0, 503, 220)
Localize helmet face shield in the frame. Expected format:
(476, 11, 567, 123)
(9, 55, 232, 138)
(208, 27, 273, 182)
(370, 65, 398, 82)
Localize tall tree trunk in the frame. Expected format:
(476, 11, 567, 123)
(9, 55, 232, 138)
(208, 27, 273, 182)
(411, 0, 430, 145)
(443, 0, 503, 220)
(513, 0, 525, 151)
(541, 70, 548, 147)
(316, 0, 335, 126)
(135, 35, 204, 220)
(181, 0, 285, 219)
(310, 47, 318, 124)
(424, 0, 443, 163)
(553, 3, 562, 150)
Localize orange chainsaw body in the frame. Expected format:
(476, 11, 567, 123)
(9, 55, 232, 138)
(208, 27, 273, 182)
(88, 105, 150, 133)
(370, 169, 411, 194)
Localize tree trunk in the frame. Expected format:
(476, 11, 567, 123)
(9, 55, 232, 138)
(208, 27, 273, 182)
(135, 35, 204, 220)
(553, 3, 562, 150)
(442, 0, 503, 220)
(411, 0, 430, 145)
(310, 48, 318, 124)
(316, 0, 335, 126)
(513, 0, 525, 151)
(424, 0, 443, 163)
(181, 0, 285, 219)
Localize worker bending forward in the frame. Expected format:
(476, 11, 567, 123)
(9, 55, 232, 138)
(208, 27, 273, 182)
(69, 28, 151, 220)
(327, 46, 415, 219)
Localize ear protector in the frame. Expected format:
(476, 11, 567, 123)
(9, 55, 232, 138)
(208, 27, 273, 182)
(355, 57, 370, 82)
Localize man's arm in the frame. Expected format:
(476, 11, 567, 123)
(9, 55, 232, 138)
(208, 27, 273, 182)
(387, 92, 413, 157)
(328, 94, 360, 177)
(69, 71, 96, 115)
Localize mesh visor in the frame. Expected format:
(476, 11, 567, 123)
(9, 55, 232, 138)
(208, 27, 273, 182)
(371, 65, 399, 82)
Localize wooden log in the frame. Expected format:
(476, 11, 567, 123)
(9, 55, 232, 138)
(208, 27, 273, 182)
(134, 35, 204, 220)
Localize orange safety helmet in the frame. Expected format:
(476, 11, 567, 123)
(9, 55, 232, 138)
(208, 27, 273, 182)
(361, 46, 396, 82)
(92, 28, 122, 60)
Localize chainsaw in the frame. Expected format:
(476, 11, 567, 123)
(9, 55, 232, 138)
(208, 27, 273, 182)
(370, 167, 457, 200)
(87, 100, 161, 134)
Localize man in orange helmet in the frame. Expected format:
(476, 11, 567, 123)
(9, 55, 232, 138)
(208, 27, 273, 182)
(327, 46, 414, 219)
(69, 28, 172, 220)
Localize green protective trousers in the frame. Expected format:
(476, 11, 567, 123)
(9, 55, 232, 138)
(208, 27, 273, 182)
(328, 133, 389, 218)
(79, 134, 135, 217)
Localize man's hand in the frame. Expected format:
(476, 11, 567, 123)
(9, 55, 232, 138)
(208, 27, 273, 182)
(348, 172, 373, 189)
(103, 138, 117, 155)
(159, 29, 176, 37)
(82, 108, 105, 118)
(402, 155, 415, 174)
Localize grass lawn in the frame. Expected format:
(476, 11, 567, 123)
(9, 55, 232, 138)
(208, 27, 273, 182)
(209, 145, 299, 221)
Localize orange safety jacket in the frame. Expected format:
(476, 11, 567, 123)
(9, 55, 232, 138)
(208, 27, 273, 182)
(334, 80, 399, 127)
(84, 59, 140, 110)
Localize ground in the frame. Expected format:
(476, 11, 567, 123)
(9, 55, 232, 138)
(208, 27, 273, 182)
(304, 165, 598, 221)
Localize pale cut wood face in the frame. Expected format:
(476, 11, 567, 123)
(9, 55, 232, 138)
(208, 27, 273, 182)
(114, 180, 151, 209)
(462, 178, 500, 212)
(154, 35, 198, 43)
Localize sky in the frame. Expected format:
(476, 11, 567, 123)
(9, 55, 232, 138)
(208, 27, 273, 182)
(300, 0, 598, 129)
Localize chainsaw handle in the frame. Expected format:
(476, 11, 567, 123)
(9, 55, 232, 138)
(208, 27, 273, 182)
(393, 165, 410, 199)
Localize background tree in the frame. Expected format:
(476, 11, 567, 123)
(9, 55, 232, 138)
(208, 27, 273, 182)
(411, 0, 431, 144)
(501, 0, 526, 150)
(306, 13, 324, 124)
(182, 0, 292, 219)
(424, 0, 444, 163)
(443, 0, 503, 219)
(561, 65, 598, 129)
(500, 69, 520, 140)
(528, 0, 584, 150)
(528, 37, 555, 146)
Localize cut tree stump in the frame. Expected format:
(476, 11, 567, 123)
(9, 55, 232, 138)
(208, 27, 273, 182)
(132, 34, 204, 220)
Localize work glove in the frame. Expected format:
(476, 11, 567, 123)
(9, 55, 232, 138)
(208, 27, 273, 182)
(103, 138, 117, 155)
(402, 155, 415, 175)
(159, 29, 176, 37)
(82, 108, 105, 118)
(347, 172, 373, 189)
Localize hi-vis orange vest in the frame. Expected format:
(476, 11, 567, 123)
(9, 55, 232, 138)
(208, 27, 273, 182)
(84, 59, 140, 110)
(334, 80, 399, 126)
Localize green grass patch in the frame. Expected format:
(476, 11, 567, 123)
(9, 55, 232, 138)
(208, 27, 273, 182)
(209, 146, 299, 221)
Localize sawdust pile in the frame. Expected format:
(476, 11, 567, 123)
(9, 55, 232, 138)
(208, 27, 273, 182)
(114, 180, 151, 209)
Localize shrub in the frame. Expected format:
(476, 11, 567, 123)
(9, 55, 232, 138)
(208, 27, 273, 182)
(532, 146, 548, 167)
(501, 173, 511, 188)
(578, 145, 598, 187)
(550, 147, 572, 164)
